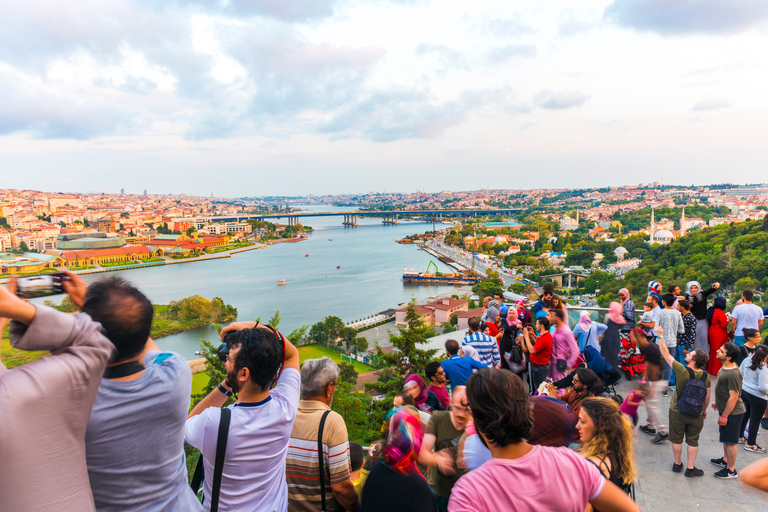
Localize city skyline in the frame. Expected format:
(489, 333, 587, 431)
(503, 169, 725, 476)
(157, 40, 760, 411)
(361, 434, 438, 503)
(2, 1, 768, 196)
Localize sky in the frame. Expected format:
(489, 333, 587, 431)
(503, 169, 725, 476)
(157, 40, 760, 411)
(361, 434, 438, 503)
(1, 0, 768, 197)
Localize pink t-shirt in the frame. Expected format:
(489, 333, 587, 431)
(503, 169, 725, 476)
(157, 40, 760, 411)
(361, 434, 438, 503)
(428, 383, 450, 409)
(448, 445, 605, 512)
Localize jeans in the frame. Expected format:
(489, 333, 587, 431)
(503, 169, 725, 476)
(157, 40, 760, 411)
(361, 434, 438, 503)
(530, 364, 549, 394)
(734, 335, 746, 347)
(645, 380, 666, 434)
(740, 390, 768, 446)
(669, 346, 686, 386)
(662, 345, 678, 386)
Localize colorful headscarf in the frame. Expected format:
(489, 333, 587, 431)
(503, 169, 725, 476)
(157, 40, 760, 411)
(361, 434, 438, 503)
(648, 281, 662, 294)
(619, 288, 630, 306)
(382, 406, 426, 478)
(578, 310, 592, 330)
(403, 374, 428, 408)
(515, 298, 526, 309)
(607, 302, 626, 325)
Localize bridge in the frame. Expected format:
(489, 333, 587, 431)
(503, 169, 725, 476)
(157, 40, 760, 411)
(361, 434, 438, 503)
(176, 208, 521, 227)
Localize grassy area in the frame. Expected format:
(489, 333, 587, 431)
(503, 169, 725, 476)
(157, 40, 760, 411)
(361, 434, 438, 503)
(68, 265, 96, 270)
(191, 371, 208, 396)
(1, 333, 49, 367)
(150, 304, 235, 339)
(298, 344, 374, 374)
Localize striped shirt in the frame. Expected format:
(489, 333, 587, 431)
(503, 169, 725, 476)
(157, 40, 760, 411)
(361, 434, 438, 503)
(286, 400, 351, 512)
(462, 332, 500, 367)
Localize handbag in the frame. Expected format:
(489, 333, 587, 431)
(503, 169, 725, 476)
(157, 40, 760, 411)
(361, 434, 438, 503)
(556, 358, 568, 373)
(509, 342, 524, 365)
(190, 407, 231, 512)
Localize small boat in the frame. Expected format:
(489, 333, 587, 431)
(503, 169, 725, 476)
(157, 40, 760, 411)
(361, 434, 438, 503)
(328, 239, 333, 241)
(305, 254, 309, 257)
(336, 265, 341, 269)
(277, 279, 287, 286)
(194, 350, 208, 356)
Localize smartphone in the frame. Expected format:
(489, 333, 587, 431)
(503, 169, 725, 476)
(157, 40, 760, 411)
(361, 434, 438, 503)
(15, 273, 66, 299)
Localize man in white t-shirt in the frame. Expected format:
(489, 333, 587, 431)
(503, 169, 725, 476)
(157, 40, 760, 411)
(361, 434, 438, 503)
(185, 321, 301, 512)
(730, 290, 765, 347)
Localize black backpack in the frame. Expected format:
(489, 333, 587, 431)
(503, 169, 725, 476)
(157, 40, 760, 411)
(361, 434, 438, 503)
(676, 368, 708, 417)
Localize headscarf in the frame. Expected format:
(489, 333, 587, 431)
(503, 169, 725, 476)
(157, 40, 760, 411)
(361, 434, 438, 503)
(578, 310, 592, 330)
(686, 281, 702, 302)
(608, 302, 626, 325)
(403, 375, 428, 408)
(505, 307, 522, 328)
(382, 406, 426, 478)
(482, 305, 499, 323)
(515, 298, 526, 310)
(706, 296, 727, 324)
(619, 288, 630, 307)
(488, 299, 502, 310)
(648, 281, 661, 295)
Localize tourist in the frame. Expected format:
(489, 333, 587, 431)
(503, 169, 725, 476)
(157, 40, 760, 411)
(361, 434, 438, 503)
(633, 329, 666, 443)
(618, 288, 636, 332)
(533, 283, 555, 319)
(80, 277, 200, 511)
(552, 345, 621, 391)
(685, 281, 720, 353)
(425, 362, 450, 409)
(620, 382, 648, 427)
(515, 298, 532, 326)
(418, 387, 471, 512)
(573, 311, 607, 353)
(730, 289, 764, 346)
(706, 296, 729, 376)
(349, 442, 369, 500)
(286, 357, 359, 512)
(577, 398, 637, 492)
(0, 275, 114, 512)
(481, 304, 499, 338)
(546, 308, 580, 382)
(520, 319, 552, 392)
(462, 317, 500, 369)
(603, 302, 626, 369)
(186, 321, 301, 511)
(740, 458, 768, 493)
(658, 293, 685, 396)
(655, 325, 711, 476)
(404, 374, 445, 413)
(648, 280, 662, 296)
(710, 342, 746, 479)
(638, 302, 653, 329)
(738, 345, 768, 453)
(736, 328, 761, 366)
(447, 369, 640, 512)
(677, 299, 696, 367)
(637, 294, 661, 343)
(442, 339, 487, 389)
(544, 368, 602, 416)
(499, 305, 523, 372)
(362, 407, 437, 512)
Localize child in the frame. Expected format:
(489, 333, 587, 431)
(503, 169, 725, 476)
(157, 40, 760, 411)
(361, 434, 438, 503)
(349, 442, 369, 500)
(640, 302, 653, 325)
(620, 382, 648, 427)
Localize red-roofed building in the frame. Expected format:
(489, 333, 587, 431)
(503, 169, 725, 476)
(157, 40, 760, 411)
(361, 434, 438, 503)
(59, 246, 161, 266)
(395, 298, 469, 326)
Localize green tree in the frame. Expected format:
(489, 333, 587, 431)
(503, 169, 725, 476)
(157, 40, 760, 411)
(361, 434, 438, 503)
(287, 324, 309, 345)
(354, 336, 369, 353)
(338, 362, 359, 385)
(377, 299, 438, 375)
(19, 241, 29, 252)
(268, 309, 282, 330)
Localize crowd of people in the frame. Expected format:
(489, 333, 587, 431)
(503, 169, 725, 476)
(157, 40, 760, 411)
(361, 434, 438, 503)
(1, 273, 768, 511)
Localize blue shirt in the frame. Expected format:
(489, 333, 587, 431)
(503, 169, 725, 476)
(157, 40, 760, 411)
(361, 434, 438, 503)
(442, 354, 488, 388)
(572, 322, 607, 352)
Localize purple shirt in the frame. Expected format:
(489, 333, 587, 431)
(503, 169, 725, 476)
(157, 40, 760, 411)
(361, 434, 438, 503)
(428, 383, 450, 409)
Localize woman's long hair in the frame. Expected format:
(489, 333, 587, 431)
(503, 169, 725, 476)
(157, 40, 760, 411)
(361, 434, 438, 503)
(748, 345, 768, 373)
(578, 397, 637, 486)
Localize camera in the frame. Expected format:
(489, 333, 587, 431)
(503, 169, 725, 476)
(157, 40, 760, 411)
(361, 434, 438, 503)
(217, 342, 229, 362)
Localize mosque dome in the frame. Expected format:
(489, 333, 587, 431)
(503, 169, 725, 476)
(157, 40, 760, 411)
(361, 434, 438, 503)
(614, 246, 628, 255)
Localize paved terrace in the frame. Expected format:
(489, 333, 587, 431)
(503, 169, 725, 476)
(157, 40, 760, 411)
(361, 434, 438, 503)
(613, 377, 767, 511)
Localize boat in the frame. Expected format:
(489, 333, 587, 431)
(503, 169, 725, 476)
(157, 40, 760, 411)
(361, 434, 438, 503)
(277, 279, 287, 286)
(328, 239, 333, 241)
(305, 254, 309, 257)
(336, 265, 341, 269)
(402, 262, 480, 285)
(194, 350, 209, 356)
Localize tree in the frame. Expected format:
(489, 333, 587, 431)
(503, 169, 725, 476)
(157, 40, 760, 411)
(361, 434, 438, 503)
(287, 324, 309, 345)
(377, 299, 438, 375)
(338, 362, 358, 385)
(339, 326, 358, 351)
(192, 325, 234, 407)
(354, 336, 369, 353)
(19, 241, 29, 252)
(267, 309, 282, 330)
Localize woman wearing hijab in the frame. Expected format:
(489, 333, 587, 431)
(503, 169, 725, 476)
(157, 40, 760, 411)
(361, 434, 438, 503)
(516, 299, 532, 326)
(685, 280, 720, 353)
(618, 288, 635, 332)
(707, 296, 729, 376)
(572, 311, 607, 353)
(403, 374, 444, 413)
(361, 407, 437, 512)
(602, 302, 626, 369)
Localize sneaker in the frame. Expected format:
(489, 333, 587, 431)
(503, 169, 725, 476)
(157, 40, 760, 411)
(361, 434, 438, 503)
(710, 457, 727, 468)
(639, 425, 657, 436)
(672, 462, 683, 473)
(714, 468, 738, 479)
(662, 389, 670, 397)
(685, 467, 704, 478)
(745, 444, 767, 454)
(651, 433, 669, 444)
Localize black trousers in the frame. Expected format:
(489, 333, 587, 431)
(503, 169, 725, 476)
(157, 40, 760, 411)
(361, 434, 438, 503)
(740, 390, 768, 446)
(530, 364, 549, 393)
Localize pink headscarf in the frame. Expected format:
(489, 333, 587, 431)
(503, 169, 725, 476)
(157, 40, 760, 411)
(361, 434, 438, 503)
(578, 310, 592, 330)
(608, 302, 626, 325)
(619, 288, 630, 306)
(403, 375, 428, 409)
(505, 308, 522, 328)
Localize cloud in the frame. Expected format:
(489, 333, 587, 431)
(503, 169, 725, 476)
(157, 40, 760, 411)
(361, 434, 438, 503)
(534, 90, 588, 110)
(558, 13, 598, 37)
(222, 0, 339, 22)
(603, 0, 768, 35)
(481, 15, 535, 36)
(415, 43, 469, 71)
(692, 98, 733, 111)
(485, 44, 537, 65)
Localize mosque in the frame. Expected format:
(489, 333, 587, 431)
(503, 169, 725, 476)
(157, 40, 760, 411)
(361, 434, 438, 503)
(649, 206, 687, 245)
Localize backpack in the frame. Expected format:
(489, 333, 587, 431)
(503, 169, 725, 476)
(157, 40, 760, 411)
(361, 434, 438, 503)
(676, 367, 708, 417)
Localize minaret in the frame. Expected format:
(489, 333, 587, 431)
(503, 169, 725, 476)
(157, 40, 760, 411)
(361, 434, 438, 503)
(650, 207, 655, 244)
(680, 206, 686, 234)
(576, 209, 580, 224)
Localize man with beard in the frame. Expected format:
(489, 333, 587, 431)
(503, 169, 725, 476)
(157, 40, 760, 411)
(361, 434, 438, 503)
(286, 357, 359, 512)
(185, 321, 301, 511)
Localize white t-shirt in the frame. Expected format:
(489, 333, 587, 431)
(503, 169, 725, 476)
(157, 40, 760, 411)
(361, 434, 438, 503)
(731, 304, 764, 336)
(185, 368, 301, 512)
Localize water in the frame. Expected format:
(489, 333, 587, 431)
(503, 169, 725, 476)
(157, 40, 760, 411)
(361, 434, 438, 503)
(47, 206, 461, 359)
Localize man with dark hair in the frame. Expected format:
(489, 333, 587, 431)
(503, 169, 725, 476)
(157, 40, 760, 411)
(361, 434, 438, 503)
(658, 292, 685, 397)
(533, 283, 555, 319)
(425, 361, 450, 409)
(730, 290, 764, 346)
(710, 342, 746, 479)
(186, 321, 301, 511)
(656, 324, 711, 476)
(78, 277, 201, 511)
(449, 370, 639, 512)
(546, 308, 579, 382)
(544, 368, 601, 416)
(520, 318, 552, 393)
(638, 293, 661, 342)
(463, 318, 500, 369)
(442, 339, 487, 390)
(0, 274, 114, 512)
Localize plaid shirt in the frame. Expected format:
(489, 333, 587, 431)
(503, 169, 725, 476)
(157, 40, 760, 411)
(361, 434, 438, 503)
(679, 312, 696, 351)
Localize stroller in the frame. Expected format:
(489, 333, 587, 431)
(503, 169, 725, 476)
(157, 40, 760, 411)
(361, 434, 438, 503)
(618, 332, 645, 380)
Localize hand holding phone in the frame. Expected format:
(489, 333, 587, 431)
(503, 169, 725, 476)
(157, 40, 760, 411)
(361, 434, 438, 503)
(15, 273, 66, 299)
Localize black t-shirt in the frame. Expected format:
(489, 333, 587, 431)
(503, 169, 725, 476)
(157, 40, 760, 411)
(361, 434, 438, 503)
(737, 345, 756, 367)
(639, 342, 662, 381)
(361, 463, 437, 512)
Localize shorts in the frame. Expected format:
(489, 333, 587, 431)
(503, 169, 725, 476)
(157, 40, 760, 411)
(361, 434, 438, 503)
(719, 413, 745, 445)
(668, 409, 704, 447)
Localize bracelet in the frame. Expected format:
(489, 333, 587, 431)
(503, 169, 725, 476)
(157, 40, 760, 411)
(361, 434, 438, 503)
(218, 383, 233, 397)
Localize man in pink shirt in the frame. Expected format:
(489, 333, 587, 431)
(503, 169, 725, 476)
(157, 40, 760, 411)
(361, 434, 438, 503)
(448, 369, 639, 512)
(426, 361, 450, 408)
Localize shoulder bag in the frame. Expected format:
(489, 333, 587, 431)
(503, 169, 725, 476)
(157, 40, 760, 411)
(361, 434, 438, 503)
(190, 407, 232, 512)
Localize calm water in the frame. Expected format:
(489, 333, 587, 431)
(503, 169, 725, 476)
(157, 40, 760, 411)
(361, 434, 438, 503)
(51, 206, 460, 358)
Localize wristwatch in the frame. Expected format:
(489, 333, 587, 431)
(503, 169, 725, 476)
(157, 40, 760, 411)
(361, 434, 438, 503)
(218, 383, 233, 397)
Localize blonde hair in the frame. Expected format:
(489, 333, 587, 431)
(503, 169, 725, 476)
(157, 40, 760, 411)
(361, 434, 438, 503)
(578, 397, 637, 486)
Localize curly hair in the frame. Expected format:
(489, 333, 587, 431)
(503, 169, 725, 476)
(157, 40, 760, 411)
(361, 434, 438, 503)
(578, 397, 636, 486)
(466, 369, 531, 447)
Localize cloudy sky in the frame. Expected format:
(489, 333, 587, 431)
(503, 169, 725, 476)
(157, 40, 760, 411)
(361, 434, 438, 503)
(1, 0, 768, 197)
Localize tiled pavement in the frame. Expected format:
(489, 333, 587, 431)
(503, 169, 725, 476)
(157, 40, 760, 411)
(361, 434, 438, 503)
(613, 377, 768, 511)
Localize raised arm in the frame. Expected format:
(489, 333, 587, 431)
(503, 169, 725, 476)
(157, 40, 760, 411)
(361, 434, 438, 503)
(655, 325, 675, 366)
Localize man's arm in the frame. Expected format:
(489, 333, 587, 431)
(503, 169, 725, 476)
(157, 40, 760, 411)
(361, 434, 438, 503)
(655, 326, 675, 366)
(759, 318, 764, 331)
(677, 314, 684, 334)
(418, 433, 455, 474)
(702, 388, 711, 420)
(0, 278, 35, 325)
(717, 389, 740, 426)
(740, 459, 768, 492)
(729, 317, 737, 334)
(330, 479, 360, 512)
